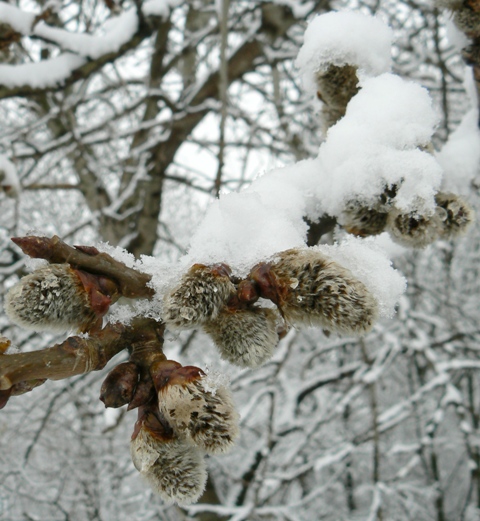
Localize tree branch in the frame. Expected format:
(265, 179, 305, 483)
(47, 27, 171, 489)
(0, 15, 158, 100)
(11, 235, 153, 299)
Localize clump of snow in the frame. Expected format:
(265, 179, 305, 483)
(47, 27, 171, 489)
(310, 73, 442, 217)
(0, 53, 85, 89)
(95, 241, 137, 269)
(24, 257, 48, 271)
(316, 236, 407, 318)
(0, 3, 36, 34)
(0, 1, 174, 87)
(35, 9, 139, 60)
(295, 11, 392, 95)
(185, 191, 308, 276)
(436, 109, 480, 195)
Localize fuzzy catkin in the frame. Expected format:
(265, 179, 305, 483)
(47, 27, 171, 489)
(435, 192, 474, 238)
(163, 264, 235, 329)
(4, 263, 96, 332)
(340, 202, 389, 237)
(204, 306, 280, 368)
(130, 426, 207, 506)
(158, 376, 239, 455)
(270, 249, 378, 334)
(387, 208, 444, 248)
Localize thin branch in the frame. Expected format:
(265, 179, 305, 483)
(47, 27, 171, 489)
(214, 0, 230, 197)
(11, 235, 153, 299)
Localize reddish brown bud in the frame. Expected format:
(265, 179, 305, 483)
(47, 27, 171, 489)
(127, 379, 154, 411)
(249, 262, 288, 305)
(237, 279, 260, 304)
(100, 362, 139, 408)
(73, 269, 119, 317)
(11, 236, 54, 260)
(149, 360, 183, 392)
(0, 337, 11, 354)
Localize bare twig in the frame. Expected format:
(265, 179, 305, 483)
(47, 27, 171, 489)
(11, 235, 153, 299)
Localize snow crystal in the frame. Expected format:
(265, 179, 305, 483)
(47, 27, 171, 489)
(24, 258, 48, 271)
(201, 368, 231, 396)
(315, 236, 406, 318)
(95, 241, 137, 269)
(437, 109, 480, 195)
(0, 53, 85, 89)
(295, 11, 392, 95)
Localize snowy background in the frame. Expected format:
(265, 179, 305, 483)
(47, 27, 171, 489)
(0, 0, 479, 520)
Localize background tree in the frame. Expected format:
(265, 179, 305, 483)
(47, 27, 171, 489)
(0, 1, 479, 520)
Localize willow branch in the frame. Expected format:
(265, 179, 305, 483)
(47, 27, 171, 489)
(0, 317, 163, 392)
(11, 235, 153, 299)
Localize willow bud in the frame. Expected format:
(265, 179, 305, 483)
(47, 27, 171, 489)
(163, 264, 235, 329)
(153, 363, 239, 454)
(100, 361, 139, 408)
(387, 209, 443, 248)
(453, 8, 480, 36)
(5, 264, 99, 332)
(130, 407, 207, 506)
(204, 306, 280, 368)
(250, 248, 378, 335)
(340, 202, 389, 237)
(435, 192, 474, 238)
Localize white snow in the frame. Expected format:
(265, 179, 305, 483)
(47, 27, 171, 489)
(313, 73, 443, 217)
(0, 155, 21, 196)
(96, 241, 137, 269)
(185, 190, 308, 275)
(143, 0, 178, 16)
(315, 237, 406, 318)
(0, 0, 174, 89)
(437, 108, 480, 194)
(441, 384, 463, 407)
(0, 53, 86, 89)
(34, 11, 138, 60)
(295, 11, 392, 95)
(0, 3, 36, 34)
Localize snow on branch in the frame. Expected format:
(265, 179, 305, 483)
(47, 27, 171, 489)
(0, 0, 175, 99)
